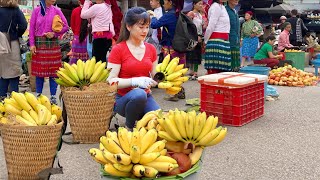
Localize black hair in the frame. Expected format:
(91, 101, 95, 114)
(117, 7, 150, 43)
(193, 0, 202, 4)
(266, 35, 276, 42)
(79, 19, 88, 43)
(291, 9, 298, 16)
(282, 22, 291, 29)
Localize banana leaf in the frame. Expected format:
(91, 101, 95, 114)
(100, 154, 204, 180)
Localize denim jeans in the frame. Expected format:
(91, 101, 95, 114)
(0, 77, 19, 97)
(36, 77, 58, 96)
(115, 88, 160, 128)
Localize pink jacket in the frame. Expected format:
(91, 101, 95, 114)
(81, 0, 115, 36)
(278, 29, 293, 51)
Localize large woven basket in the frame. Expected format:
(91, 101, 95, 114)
(62, 82, 117, 143)
(0, 122, 63, 180)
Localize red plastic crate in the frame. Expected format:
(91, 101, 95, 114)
(200, 82, 264, 126)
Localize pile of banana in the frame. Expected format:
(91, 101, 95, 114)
(136, 109, 227, 147)
(55, 57, 111, 88)
(0, 92, 62, 126)
(155, 55, 189, 95)
(89, 127, 179, 178)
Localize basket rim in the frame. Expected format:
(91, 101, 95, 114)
(0, 121, 63, 130)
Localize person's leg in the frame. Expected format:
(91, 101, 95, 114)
(49, 77, 58, 104)
(0, 78, 10, 98)
(194, 64, 199, 76)
(115, 89, 148, 129)
(36, 76, 45, 96)
(254, 58, 279, 68)
(241, 56, 246, 67)
(143, 94, 160, 114)
(9, 77, 19, 93)
(92, 38, 112, 63)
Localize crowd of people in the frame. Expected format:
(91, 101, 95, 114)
(0, 0, 317, 130)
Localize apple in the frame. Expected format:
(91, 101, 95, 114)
(269, 74, 276, 79)
(275, 77, 280, 82)
(268, 79, 275, 85)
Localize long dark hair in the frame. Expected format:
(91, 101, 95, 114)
(79, 19, 88, 43)
(117, 7, 150, 43)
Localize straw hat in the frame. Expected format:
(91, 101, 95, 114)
(0, 0, 18, 7)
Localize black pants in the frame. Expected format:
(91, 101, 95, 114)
(92, 38, 112, 62)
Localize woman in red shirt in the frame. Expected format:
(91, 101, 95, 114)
(107, 7, 159, 131)
(70, 0, 89, 64)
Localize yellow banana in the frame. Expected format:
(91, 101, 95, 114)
(0, 102, 5, 113)
(160, 149, 167, 156)
(158, 131, 177, 142)
(55, 78, 72, 87)
(38, 94, 51, 112)
(144, 166, 158, 178)
(0, 117, 9, 124)
(43, 107, 52, 125)
(196, 115, 215, 141)
(143, 162, 178, 173)
(76, 59, 85, 80)
(104, 163, 131, 177)
(206, 127, 227, 146)
(16, 115, 37, 126)
(88, 148, 109, 165)
(132, 165, 145, 177)
(83, 59, 91, 80)
(192, 112, 204, 140)
(11, 92, 31, 112)
(177, 68, 188, 75)
(113, 153, 131, 165)
(146, 119, 158, 130)
(4, 103, 22, 115)
(196, 126, 222, 146)
(163, 116, 183, 141)
(117, 127, 130, 155)
(166, 71, 183, 81)
(29, 109, 39, 125)
(113, 163, 133, 173)
(189, 146, 204, 165)
(158, 81, 173, 89)
(139, 127, 147, 139)
(71, 64, 77, 72)
(21, 110, 37, 125)
(47, 114, 58, 126)
(139, 152, 161, 164)
(57, 71, 78, 86)
(153, 155, 177, 164)
(96, 69, 109, 82)
(136, 113, 157, 130)
(145, 140, 166, 153)
(160, 54, 170, 72)
(24, 92, 40, 111)
(165, 88, 180, 95)
(174, 64, 184, 72)
(170, 81, 183, 87)
(101, 137, 124, 154)
(99, 143, 106, 151)
(90, 62, 106, 83)
(63, 62, 79, 83)
(106, 131, 120, 145)
(156, 124, 163, 131)
(127, 131, 132, 145)
(186, 111, 196, 140)
(174, 110, 187, 140)
(94, 61, 102, 71)
(165, 57, 179, 75)
(101, 149, 118, 164)
(37, 104, 49, 125)
(167, 86, 181, 92)
(130, 145, 140, 164)
(211, 116, 219, 130)
(51, 104, 62, 120)
(156, 63, 162, 72)
(86, 57, 96, 79)
(131, 128, 141, 150)
(144, 127, 158, 141)
(172, 76, 189, 82)
(4, 98, 22, 111)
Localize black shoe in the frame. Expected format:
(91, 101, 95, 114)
(177, 87, 186, 99)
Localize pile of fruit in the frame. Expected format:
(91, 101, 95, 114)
(89, 128, 179, 178)
(155, 55, 189, 95)
(55, 57, 111, 89)
(0, 92, 62, 126)
(284, 49, 303, 52)
(268, 65, 318, 86)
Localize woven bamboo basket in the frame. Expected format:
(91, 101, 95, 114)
(62, 82, 117, 143)
(0, 122, 63, 180)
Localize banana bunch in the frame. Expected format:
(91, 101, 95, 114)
(156, 55, 189, 95)
(89, 127, 179, 178)
(0, 92, 62, 126)
(55, 57, 111, 89)
(136, 109, 227, 147)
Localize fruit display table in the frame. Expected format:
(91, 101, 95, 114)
(284, 52, 306, 70)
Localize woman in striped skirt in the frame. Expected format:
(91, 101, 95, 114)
(204, 0, 231, 74)
(29, 0, 69, 104)
(70, 0, 89, 64)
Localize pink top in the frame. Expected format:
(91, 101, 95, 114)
(81, 0, 115, 37)
(278, 29, 293, 51)
(29, 6, 69, 46)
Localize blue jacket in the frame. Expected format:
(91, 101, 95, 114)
(226, 5, 240, 48)
(0, 7, 27, 41)
(151, 8, 177, 47)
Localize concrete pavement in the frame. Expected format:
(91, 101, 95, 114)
(1, 65, 320, 180)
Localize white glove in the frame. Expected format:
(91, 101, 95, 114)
(131, 77, 157, 89)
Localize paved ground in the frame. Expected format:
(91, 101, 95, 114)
(1, 65, 320, 180)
